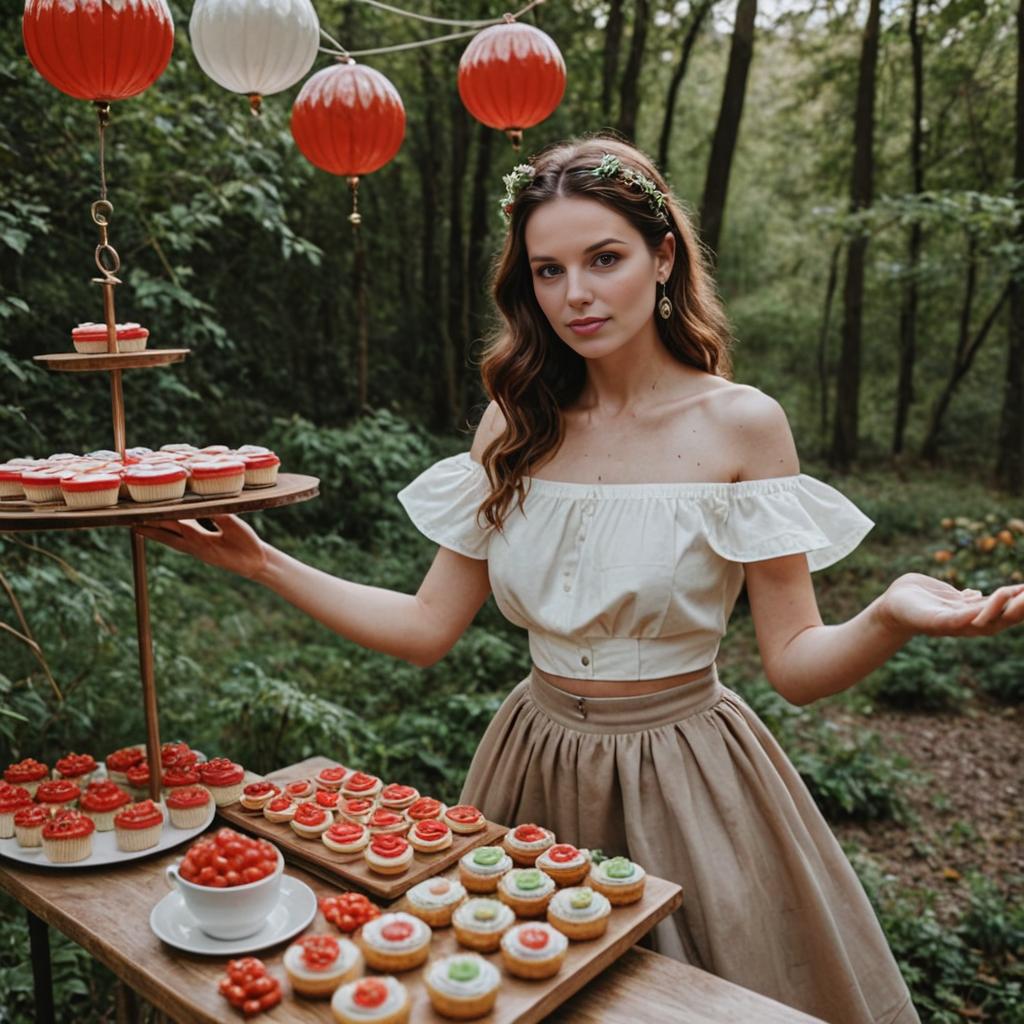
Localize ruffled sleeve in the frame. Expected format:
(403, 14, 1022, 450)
(396, 452, 492, 560)
(702, 474, 873, 571)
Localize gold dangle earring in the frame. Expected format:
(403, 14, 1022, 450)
(657, 280, 673, 320)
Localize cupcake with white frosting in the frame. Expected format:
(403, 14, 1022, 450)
(331, 976, 409, 1024)
(357, 912, 431, 972)
(547, 886, 613, 941)
(424, 953, 501, 1020)
(497, 867, 556, 918)
(535, 843, 592, 886)
(284, 933, 362, 998)
(451, 898, 515, 953)
(404, 876, 467, 928)
(500, 922, 568, 980)
(458, 845, 512, 894)
(503, 822, 556, 866)
(588, 856, 647, 905)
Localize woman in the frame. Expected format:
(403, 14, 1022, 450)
(140, 136, 1023, 1024)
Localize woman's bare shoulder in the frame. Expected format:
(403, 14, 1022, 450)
(469, 401, 507, 462)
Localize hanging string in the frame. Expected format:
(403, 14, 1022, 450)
(319, 0, 545, 58)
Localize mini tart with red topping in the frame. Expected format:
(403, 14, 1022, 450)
(404, 876, 467, 928)
(322, 820, 370, 854)
(165, 785, 212, 829)
(339, 797, 376, 826)
(315, 789, 341, 810)
(161, 765, 201, 791)
(284, 778, 314, 801)
(262, 795, 297, 824)
(331, 976, 410, 1024)
(239, 780, 280, 811)
(54, 752, 97, 786)
(124, 463, 187, 503)
(13, 804, 49, 848)
(79, 781, 131, 831)
(500, 922, 568, 980)
(535, 843, 592, 885)
(284, 933, 362, 998)
(315, 764, 349, 791)
(105, 746, 145, 786)
(364, 834, 414, 876)
(197, 758, 245, 806)
(405, 796, 446, 822)
(290, 801, 333, 839)
(367, 808, 408, 836)
(188, 458, 245, 497)
(4, 758, 49, 796)
(442, 804, 486, 836)
(60, 472, 121, 510)
(0, 785, 34, 838)
(378, 784, 419, 811)
(458, 846, 513, 894)
(125, 763, 152, 800)
(242, 451, 281, 489)
(341, 772, 382, 800)
(41, 811, 96, 863)
(407, 818, 452, 854)
(503, 823, 556, 866)
(113, 800, 164, 852)
(35, 778, 80, 811)
(357, 912, 431, 972)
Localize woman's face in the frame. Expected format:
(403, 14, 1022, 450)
(524, 196, 674, 360)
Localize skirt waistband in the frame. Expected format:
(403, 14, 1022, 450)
(527, 664, 724, 734)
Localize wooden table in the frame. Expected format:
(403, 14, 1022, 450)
(0, 849, 824, 1023)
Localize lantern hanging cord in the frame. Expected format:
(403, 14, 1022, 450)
(320, 0, 546, 57)
(96, 102, 110, 202)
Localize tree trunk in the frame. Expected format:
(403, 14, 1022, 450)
(616, 0, 650, 141)
(601, 0, 625, 124)
(818, 242, 842, 456)
(830, 0, 881, 470)
(997, 0, 1024, 491)
(657, 0, 713, 174)
(893, 0, 925, 455)
(699, 0, 757, 262)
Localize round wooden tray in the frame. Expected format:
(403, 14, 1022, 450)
(0, 473, 319, 532)
(34, 349, 190, 372)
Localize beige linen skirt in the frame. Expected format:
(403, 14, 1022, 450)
(460, 666, 920, 1024)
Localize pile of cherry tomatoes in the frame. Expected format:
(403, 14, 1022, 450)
(179, 828, 278, 888)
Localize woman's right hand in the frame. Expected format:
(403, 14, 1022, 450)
(134, 515, 269, 581)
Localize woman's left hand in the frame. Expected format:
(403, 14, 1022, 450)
(879, 572, 1024, 639)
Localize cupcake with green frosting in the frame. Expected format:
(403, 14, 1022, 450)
(587, 855, 646, 905)
(425, 953, 501, 1019)
(496, 866, 556, 917)
(458, 844, 513, 893)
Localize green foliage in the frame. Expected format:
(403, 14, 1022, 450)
(871, 636, 970, 712)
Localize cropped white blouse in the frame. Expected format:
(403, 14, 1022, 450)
(397, 452, 873, 681)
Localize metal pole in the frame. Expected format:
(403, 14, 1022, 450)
(27, 910, 55, 1024)
(130, 529, 162, 802)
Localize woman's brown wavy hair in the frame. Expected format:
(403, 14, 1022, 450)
(478, 134, 733, 530)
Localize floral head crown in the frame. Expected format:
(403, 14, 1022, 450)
(499, 153, 669, 223)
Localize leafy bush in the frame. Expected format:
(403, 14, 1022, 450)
(871, 636, 970, 711)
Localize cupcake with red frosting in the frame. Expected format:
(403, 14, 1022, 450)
(42, 810, 96, 863)
(365, 834, 414, 876)
(0, 785, 34, 838)
(13, 804, 48, 848)
(341, 772, 382, 800)
(503, 823, 556, 866)
(0, 463, 26, 499)
(322, 820, 370, 854)
(80, 780, 132, 831)
(21, 467, 69, 503)
(188, 458, 245, 497)
(442, 804, 486, 835)
(378, 784, 419, 811)
(242, 451, 280, 489)
(114, 800, 164, 851)
(54, 752, 97, 787)
(105, 746, 145, 786)
(240, 781, 280, 812)
(35, 779, 80, 813)
(60, 472, 120, 510)
(125, 763, 153, 801)
(263, 795, 297, 824)
(197, 758, 245, 806)
(4, 758, 49, 797)
(166, 785, 212, 829)
(162, 764, 201, 792)
(407, 818, 452, 854)
(71, 321, 148, 354)
(124, 464, 188, 503)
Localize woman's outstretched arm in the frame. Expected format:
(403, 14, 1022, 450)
(725, 390, 1024, 706)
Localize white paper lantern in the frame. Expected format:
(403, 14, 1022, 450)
(189, 0, 320, 109)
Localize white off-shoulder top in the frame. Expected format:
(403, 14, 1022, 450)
(397, 452, 873, 680)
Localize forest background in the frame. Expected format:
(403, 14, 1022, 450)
(1, 0, 1023, 1020)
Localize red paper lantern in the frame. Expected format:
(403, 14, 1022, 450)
(23, 0, 174, 103)
(291, 62, 405, 178)
(458, 21, 565, 144)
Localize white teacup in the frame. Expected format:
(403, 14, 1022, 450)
(165, 849, 284, 940)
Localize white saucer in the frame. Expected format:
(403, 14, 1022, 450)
(149, 874, 318, 955)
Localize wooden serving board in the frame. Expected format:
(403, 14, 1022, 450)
(216, 757, 505, 901)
